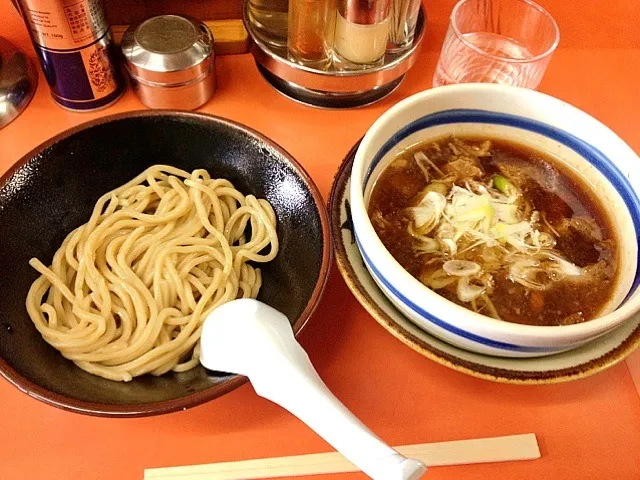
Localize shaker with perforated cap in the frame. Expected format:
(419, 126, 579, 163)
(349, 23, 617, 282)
(121, 15, 216, 110)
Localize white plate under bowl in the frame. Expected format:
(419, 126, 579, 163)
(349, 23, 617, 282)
(330, 142, 640, 384)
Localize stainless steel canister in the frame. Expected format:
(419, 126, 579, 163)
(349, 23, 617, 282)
(121, 15, 216, 110)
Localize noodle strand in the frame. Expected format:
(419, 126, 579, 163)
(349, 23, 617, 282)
(26, 166, 278, 382)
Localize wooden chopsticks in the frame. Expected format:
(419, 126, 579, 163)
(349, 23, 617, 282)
(144, 433, 540, 479)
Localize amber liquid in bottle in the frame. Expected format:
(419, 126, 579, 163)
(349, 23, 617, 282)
(288, 0, 336, 69)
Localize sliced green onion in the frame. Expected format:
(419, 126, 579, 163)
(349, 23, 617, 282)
(493, 175, 516, 196)
(457, 276, 486, 302)
(443, 260, 481, 277)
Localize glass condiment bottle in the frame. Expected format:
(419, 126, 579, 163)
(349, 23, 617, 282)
(334, 0, 391, 69)
(248, 0, 289, 47)
(288, 0, 336, 69)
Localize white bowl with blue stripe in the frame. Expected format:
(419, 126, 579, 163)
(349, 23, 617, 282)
(350, 84, 640, 357)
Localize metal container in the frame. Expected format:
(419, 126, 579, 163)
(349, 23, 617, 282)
(121, 15, 216, 110)
(0, 36, 38, 128)
(243, 2, 426, 108)
(15, 0, 124, 111)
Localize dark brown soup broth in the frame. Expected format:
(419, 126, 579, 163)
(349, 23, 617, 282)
(368, 137, 618, 326)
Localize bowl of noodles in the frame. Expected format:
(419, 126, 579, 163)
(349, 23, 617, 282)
(0, 111, 331, 416)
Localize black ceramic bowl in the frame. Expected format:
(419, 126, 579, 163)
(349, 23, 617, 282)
(0, 111, 331, 417)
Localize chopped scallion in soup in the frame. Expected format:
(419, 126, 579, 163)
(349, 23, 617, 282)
(368, 137, 618, 326)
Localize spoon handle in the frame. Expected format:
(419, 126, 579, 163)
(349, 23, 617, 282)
(199, 299, 426, 480)
(248, 343, 426, 480)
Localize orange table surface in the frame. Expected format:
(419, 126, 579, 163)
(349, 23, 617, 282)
(1, 1, 640, 479)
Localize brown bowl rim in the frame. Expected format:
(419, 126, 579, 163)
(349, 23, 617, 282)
(0, 110, 333, 417)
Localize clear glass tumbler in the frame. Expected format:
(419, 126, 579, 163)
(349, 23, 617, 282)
(433, 0, 559, 88)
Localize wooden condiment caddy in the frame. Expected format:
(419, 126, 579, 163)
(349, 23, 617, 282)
(105, 0, 248, 55)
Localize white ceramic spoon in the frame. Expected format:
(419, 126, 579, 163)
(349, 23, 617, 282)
(199, 298, 427, 480)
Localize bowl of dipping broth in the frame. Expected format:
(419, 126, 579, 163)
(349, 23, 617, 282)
(350, 84, 640, 357)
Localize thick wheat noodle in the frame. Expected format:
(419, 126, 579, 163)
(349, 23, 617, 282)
(25, 165, 278, 381)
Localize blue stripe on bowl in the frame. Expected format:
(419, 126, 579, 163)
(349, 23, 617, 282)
(356, 233, 559, 353)
(363, 108, 640, 297)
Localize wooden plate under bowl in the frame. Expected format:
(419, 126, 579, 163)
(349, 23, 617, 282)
(329, 142, 640, 384)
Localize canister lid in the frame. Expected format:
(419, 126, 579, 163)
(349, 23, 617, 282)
(121, 15, 214, 85)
